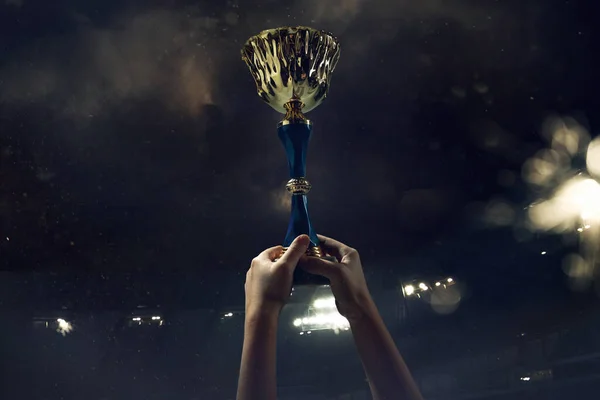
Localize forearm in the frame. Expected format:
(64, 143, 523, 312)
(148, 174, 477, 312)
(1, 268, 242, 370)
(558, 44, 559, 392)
(236, 311, 279, 400)
(350, 298, 423, 400)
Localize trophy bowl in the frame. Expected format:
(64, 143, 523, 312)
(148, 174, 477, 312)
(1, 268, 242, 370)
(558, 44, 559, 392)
(241, 26, 341, 116)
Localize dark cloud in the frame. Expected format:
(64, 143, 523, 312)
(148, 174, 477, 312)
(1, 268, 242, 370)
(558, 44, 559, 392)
(0, 8, 216, 119)
(302, 0, 507, 31)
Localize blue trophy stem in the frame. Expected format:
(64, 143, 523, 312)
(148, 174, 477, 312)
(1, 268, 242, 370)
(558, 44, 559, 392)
(284, 195, 318, 247)
(277, 122, 320, 249)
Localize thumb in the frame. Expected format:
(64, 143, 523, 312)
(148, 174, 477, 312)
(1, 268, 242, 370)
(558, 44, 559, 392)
(278, 234, 310, 266)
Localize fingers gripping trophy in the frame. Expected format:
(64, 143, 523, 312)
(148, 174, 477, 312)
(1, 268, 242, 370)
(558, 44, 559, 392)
(241, 27, 341, 285)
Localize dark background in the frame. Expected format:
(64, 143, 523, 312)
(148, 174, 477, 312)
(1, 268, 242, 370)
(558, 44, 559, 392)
(1, 0, 600, 399)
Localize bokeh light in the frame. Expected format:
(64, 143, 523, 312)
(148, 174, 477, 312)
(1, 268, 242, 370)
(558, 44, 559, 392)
(523, 116, 600, 293)
(56, 318, 73, 336)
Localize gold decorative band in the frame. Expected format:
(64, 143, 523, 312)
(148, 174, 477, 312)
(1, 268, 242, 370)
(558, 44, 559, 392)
(280, 245, 323, 258)
(279, 99, 311, 126)
(286, 178, 312, 195)
(305, 245, 323, 258)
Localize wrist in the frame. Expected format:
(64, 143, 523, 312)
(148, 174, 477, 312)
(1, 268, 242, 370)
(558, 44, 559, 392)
(347, 293, 378, 325)
(245, 302, 282, 325)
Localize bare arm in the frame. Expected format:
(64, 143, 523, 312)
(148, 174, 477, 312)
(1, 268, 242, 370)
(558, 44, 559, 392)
(236, 235, 310, 400)
(351, 296, 423, 400)
(300, 234, 423, 400)
(236, 311, 279, 400)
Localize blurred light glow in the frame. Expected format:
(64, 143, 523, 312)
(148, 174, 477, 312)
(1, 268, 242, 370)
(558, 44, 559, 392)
(435, 282, 441, 287)
(404, 285, 415, 296)
(483, 199, 516, 226)
(562, 253, 594, 291)
(294, 309, 350, 333)
(132, 317, 141, 321)
(529, 177, 600, 232)
(447, 278, 453, 283)
(520, 377, 531, 381)
(587, 137, 600, 179)
(56, 318, 73, 336)
(541, 251, 547, 255)
(302, 313, 349, 330)
(524, 118, 599, 295)
(152, 316, 161, 320)
(431, 285, 462, 315)
(543, 116, 590, 157)
(522, 149, 564, 186)
(419, 282, 428, 291)
(313, 297, 336, 309)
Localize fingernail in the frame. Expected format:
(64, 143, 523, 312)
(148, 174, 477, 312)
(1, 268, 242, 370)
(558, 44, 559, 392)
(296, 234, 310, 246)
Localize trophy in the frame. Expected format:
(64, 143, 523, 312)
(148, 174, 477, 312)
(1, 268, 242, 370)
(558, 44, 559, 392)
(241, 26, 341, 285)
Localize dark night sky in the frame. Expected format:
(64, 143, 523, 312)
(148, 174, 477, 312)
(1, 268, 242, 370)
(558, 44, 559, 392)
(0, 0, 599, 311)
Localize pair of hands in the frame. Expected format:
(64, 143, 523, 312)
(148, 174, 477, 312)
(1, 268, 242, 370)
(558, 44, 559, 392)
(244, 234, 372, 322)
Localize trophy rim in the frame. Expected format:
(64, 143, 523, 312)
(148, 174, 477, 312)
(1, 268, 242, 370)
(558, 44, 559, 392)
(240, 26, 340, 61)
